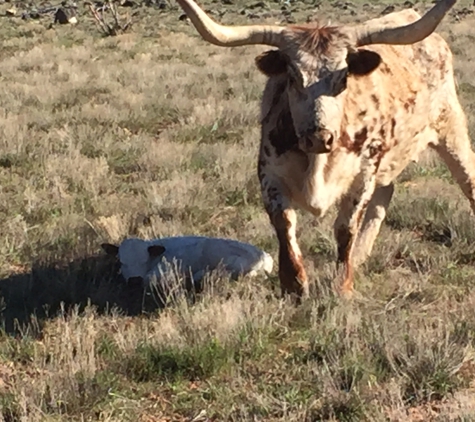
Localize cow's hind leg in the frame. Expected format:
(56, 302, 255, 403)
(335, 183, 394, 267)
(333, 186, 375, 297)
(352, 183, 394, 266)
(266, 201, 309, 300)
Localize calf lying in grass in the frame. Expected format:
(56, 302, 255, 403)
(101, 236, 274, 290)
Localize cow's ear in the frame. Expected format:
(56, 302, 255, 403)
(347, 49, 381, 76)
(255, 50, 288, 76)
(101, 243, 119, 256)
(148, 245, 166, 258)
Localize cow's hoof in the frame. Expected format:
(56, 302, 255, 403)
(338, 287, 354, 300)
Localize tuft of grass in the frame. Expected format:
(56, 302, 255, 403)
(125, 338, 233, 382)
(0, 393, 20, 422)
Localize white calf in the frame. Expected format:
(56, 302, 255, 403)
(101, 236, 274, 288)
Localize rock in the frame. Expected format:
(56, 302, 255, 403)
(451, 7, 474, 21)
(120, 0, 135, 6)
(22, 11, 40, 19)
(458, 7, 473, 16)
(381, 5, 395, 15)
(143, 0, 167, 8)
(332, 0, 354, 10)
(54, 7, 77, 24)
(249, 1, 267, 8)
(5, 8, 16, 15)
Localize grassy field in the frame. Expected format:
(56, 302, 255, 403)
(2, 0, 475, 420)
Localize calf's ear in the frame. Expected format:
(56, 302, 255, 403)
(148, 245, 166, 257)
(101, 243, 119, 256)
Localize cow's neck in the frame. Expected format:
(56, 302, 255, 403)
(301, 146, 361, 217)
(300, 73, 396, 216)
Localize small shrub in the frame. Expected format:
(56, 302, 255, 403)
(311, 392, 367, 422)
(88, 1, 132, 37)
(107, 148, 142, 175)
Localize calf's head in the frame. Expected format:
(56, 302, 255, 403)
(174, 0, 455, 153)
(102, 239, 166, 285)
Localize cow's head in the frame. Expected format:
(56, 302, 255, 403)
(175, 0, 455, 153)
(102, 239, 166, 285)
(254, 33, 383, 153)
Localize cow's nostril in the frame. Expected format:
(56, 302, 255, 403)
(299, 128, 335, 154)
(323, 131, 334, 149)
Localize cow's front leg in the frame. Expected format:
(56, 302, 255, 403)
(273, 207, 309, 300)
(334, 142, 383, 297)
(263, 186, 309, 300)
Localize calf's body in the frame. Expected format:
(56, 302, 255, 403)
(102, 236, 273, 288)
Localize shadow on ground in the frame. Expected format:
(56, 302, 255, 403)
(0, 254, 165, 336)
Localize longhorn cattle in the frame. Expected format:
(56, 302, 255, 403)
(174, 0, 472, 300)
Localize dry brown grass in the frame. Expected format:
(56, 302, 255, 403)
(2, 0, 475, 420)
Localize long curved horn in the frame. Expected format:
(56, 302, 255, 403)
(176, 0, 286, 47)
(354, 0, 456, 46)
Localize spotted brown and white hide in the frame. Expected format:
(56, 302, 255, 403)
(173, 0, 473, 300)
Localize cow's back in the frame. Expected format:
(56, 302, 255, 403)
(357, 8, 454, 115)
(339, 9, 455, 186)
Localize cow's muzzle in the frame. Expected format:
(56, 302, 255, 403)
(298, 128, 335, 154)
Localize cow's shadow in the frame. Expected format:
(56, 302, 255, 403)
(0, 253, 166, 336)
